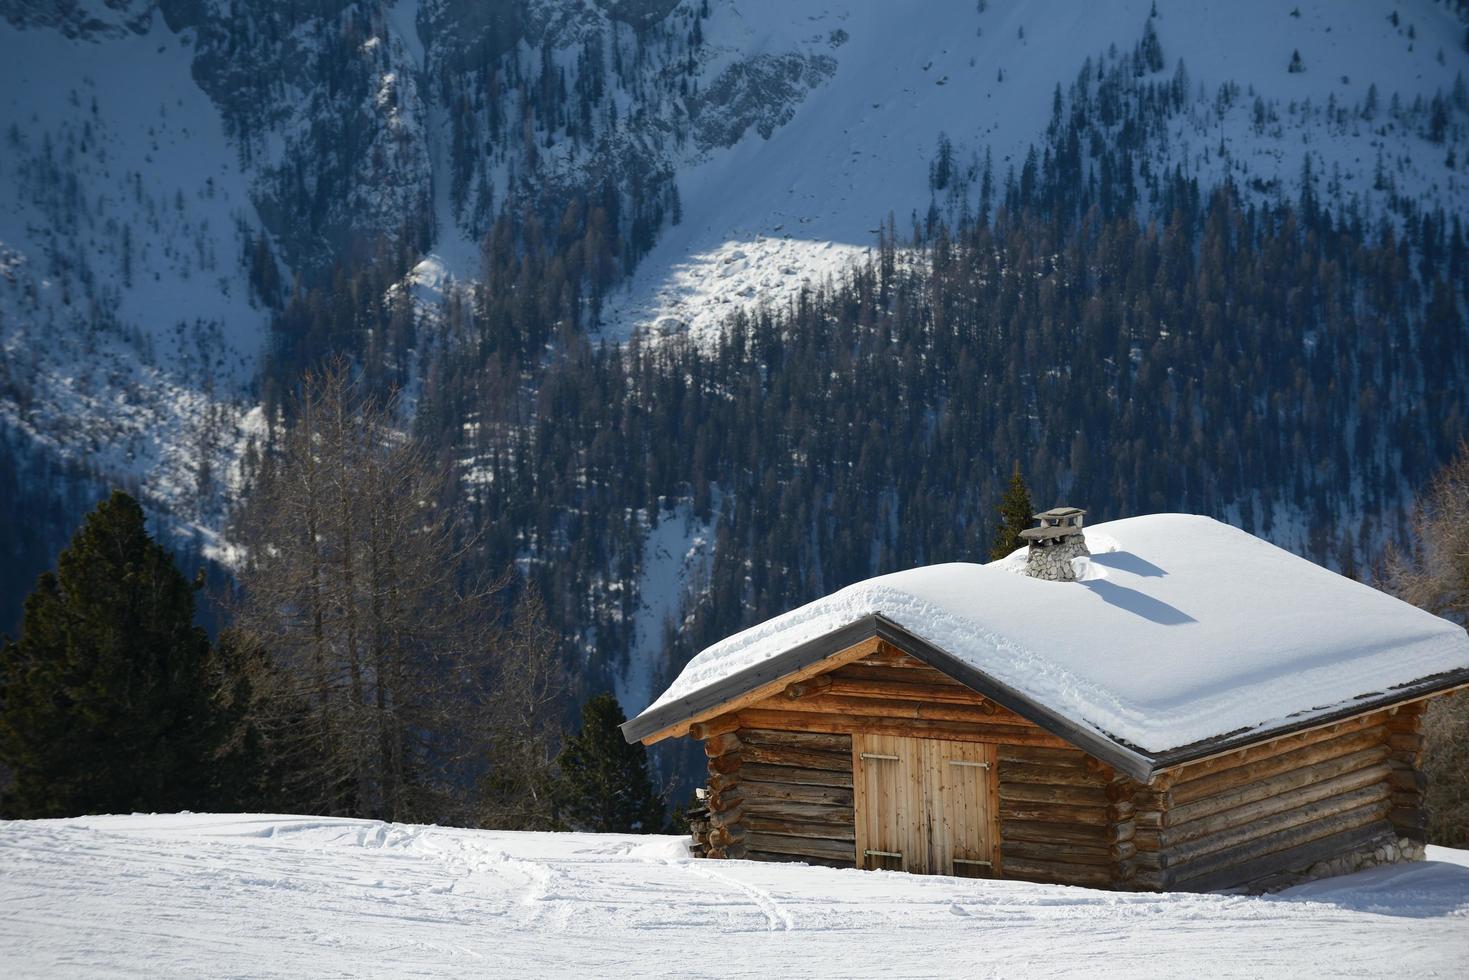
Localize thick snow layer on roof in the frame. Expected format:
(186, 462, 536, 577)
(645, 515, 1469, 753)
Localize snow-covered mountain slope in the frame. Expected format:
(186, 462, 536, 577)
(0, 8, 270, 549)
(599, 0, 1469, 342)
(2, 813, 1468, 977)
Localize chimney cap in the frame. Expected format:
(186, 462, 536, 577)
(1020, 506, 1087, 544)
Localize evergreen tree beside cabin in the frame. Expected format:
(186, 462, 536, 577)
(989, 465, 1035, 562)
(0, 491, 224, 818)
(558, 693, 664, 833)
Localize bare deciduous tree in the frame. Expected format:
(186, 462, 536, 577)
(1384, 441, 1469, 846)
(230, 361, 564, 825)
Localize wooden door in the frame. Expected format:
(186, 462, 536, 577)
(853, 734, 925, 871)
(853, 734, 998, 877)
(923, 739, 999, 877)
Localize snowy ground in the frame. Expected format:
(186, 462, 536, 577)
(2, 814, 1467, 978)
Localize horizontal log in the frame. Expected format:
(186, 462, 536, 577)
(743, 816, 856, 841)
(1001, 840, 1114, 867)
(738, 801, 853, 824)
(744, 850, 855, 870)
(1134, 808, 1167, 831)
(1162, 764, 1393, 851)
(707, 804, 743, 829)
(1130, 789, 1172, 811)
(1111, 840, 1137, 862)
(739, 762, 854, 788)
(1386, 731, 1426, 753)
(1001, 801, 1108, 824)
(707, 753, 743, 775)
(1176, 821, 1397, 893)
(735, 780, 854, 807)
(688, 714, 742, 741)
(783, 675, 833, 700)
(744, 832, 856, 863)
(1133, 849, 1166, 870)
(1391, 789, 1425, 809)
(1171, 726, 1387, 805)
(739, 743, 853, 772)
(996, 745, 1091, 768)
(824, 679, 1000, 708)
(706, 786, 743, 812)
(707, 770, 740, 793)
(704, 732, 743, 757)
(1387, 768, 1427, 793)
(853, 646, 925, 667)
(999, 781, 1111, 807)
(757, 692, 1008, 725)
(1001, 819, 1133, 847)
(734, 709, 1071, 746)
(1169, 747, 1390, 827)
(832, 663, 958, 685)
(1001, 858, 1114, 888)
(1167, 713, 1387, 787)
(998, 761, 1108, 788)
(737, 728, 852, 753)
(707, 823, 747, 848)
(1168, 784, 1390, 869)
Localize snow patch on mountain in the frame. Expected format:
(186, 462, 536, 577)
(0, 10, 272, 540)
(614, 502, 713, 715)
(597, 0, 1469, 345)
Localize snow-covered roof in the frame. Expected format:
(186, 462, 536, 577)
(631, 515, 1469, 760)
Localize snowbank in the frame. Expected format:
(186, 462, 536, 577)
(1, 814, 1466, 978)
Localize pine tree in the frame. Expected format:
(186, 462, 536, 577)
(557, 693, 663, 833)
(989, 463, 1034, 561)
(0, 491, 225, 817)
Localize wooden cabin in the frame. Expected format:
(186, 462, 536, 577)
(622, 513, 1469, 892)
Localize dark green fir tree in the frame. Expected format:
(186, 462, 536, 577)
(989, 463, 1035, 561)
(0, 490, 226, 817)
(557, 692, 664, 833)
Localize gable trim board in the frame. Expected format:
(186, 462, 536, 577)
(621, 613, 1469, 783)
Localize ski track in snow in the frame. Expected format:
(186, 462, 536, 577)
(2, 813, 1468, 977)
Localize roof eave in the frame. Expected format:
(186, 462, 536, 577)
(620, 615, 1469, 786)
(618, 613, 1155, 778)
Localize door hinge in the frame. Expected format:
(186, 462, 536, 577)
(860, 752, 900, 761)
(952, 858, 993, 867)
(864, 849, 903, 859)
(948, 759, 991, 769)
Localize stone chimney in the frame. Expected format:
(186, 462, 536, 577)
(1021, 507, 1090, 581)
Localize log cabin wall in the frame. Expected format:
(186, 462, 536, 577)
(686, 642, 1439, 891)
(997, 744, 1134, 888)
(703, 725, 856, 867)
(1133, 707, 1426, 892)
(694, 642, 1136, 886)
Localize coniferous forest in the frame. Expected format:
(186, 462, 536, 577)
(2, 2, 1468, 836)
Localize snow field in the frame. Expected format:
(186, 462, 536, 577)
(1, 813, 1467, 978)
